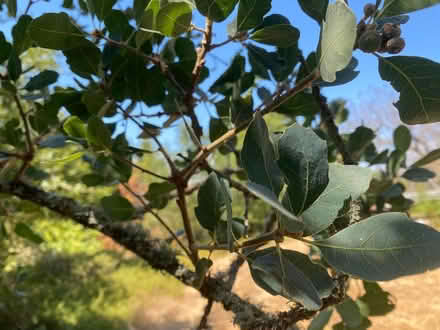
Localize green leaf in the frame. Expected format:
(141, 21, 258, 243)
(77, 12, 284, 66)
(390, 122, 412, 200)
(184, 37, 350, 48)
(12, 15, 33, 54)
(315, 212, 440, 281)
(298, 0, 328, 24)
(63, 116, 87, 139)
(105, 9, 133, 41)
(63, 41, 101, 77)
(335, 297, 363, 328)
(237, 0, 272, 31)
(278, 124, 329, 215)
(247, 44, 281, 80)
(393, 125, 411, 152)
(302, 163, 372, 236)
(277, 92, 320, 117)
(209, 54, 245, 93)
(247, 182, 303, 232)
(215, 217, 246, 245)
(387, 149, 405, 177)
(378, 56, 440, 124)
(241, 112, 284, 196)
(87, 115, 112, 149)
(195, 172, 227, 232)
(39, 134, 68, 148)
(402, 167, 435, 182)
(24, 70, 59, 91)
(134, 0, 151, 22)
(7, 49, 22, 81)
(14, 222, 44, 244)
(314, 57, 359, 88)
(101, 194, 135, 221)
(44, 151, 85, 165)
(0, 32, 12, 65)
(319, 0, 356, 83)
(247, 247, 322, 310)
(358, 281, 395, 316)
(195, 0, 238, 22)
(82, 173, 106, 186)
(7, 0, 17, 17)
(194, 257, 213, 288)
(29, 13, 89, 50)
(156, 2, 192, 37)
(250, 24, 300, 48)
(144, 182, 175, 209)
(410, 148, 440, 168)
(308, 308, 333, 330)
(380, 0, 440, 17)
(87, 0, 117, 20)
(347, 126, 375, 161)
(136, 0, 160, 46)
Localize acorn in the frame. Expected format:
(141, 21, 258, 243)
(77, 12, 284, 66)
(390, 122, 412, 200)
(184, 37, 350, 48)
(363, 3, 376, 17)
(383, 23, 401, 39)
(358, 30, 382, 53)
(386, 37, 405, 54)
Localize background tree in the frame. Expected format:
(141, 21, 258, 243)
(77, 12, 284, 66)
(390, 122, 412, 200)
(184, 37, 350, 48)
(2, 0, 440, 329)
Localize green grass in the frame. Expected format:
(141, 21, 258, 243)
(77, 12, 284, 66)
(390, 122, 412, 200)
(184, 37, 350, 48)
(411, 199, 440, 229)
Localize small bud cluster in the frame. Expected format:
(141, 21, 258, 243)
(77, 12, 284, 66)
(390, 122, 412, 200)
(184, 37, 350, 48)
(356, 4, 406, 55)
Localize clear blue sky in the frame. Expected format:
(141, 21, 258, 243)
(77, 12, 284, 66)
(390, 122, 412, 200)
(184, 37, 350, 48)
(7, 0, 440, 147)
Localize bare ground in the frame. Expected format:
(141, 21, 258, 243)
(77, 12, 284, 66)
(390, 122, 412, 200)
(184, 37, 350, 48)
(131, 241, 440, 330)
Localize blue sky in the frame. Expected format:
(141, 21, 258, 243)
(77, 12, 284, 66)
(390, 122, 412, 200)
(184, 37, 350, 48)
(7, 0, 440, 147)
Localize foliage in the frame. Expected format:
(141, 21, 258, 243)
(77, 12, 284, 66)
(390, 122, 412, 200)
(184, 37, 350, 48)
(1, 0, 440, 329)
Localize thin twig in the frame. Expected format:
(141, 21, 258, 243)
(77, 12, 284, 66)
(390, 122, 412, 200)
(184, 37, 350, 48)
(176, 184, 199, 264)
(121, 182, 192, 258)
(197, 298, 214, 330)
(182, 70, 320, 181)
(112, 153, 169, 181)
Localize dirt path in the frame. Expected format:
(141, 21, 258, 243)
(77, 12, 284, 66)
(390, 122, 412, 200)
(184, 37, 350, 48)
(131, 241, 440, 330)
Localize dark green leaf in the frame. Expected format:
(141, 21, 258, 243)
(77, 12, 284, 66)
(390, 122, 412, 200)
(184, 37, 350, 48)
(195, 0, 238, 22)
(101, 194, 135, 221)
(336, 297, 363, 328)
(28, 13, 89, 50)
(298, 0, 328, 24)
(247, 44, 281, 80)
(278, 124, 329, 215)
(156, 2, 192, 37)
(316, 212, 440, 281)
(387, 149, 405, 177)
(302, 163, 372, 236)
(215, 217, 246, 244)
(308, 308, 333, 330)
(7, 0, 17, 17)
(247, 182, 303, 232)
(378, 56, 440, 124)
(393, 125, 411, 152)
(381, 182, 404, 199)
(358, 281, 395, 316)
(313, 57, 359, 88)
(105, 10, 133, 41)
(87, 115, 112, 149)
(237, 0, 271, 31)
(0, 32, 12, 64)
(7, 49, 21, 81)
(12, 15, 33, 54)
(63, 40, 101, 77)
(347, 126, 375, 161)
(411, 148, 440, 168)
(241, 112, 284, 196)
(24, 70, 59, 91)
(247, 247, 322, 310)
(87, 0, 117, 20)
(134, 0, 151, 22)
(82, 173, 106, 186)
(209, 55, 245, 93)
(250, 24, 300, 48)
(380, 0, 440, 17)
(14, 222, 44, 244)
(231, 94, 253, 125)
(402, 167, 435, 182)
(277, 92, 320, 117)
(319, 0, 357, 82)
(144, 182, 175, 209)
(194, 257, 213, 288)
(195, 172, 227, 231)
